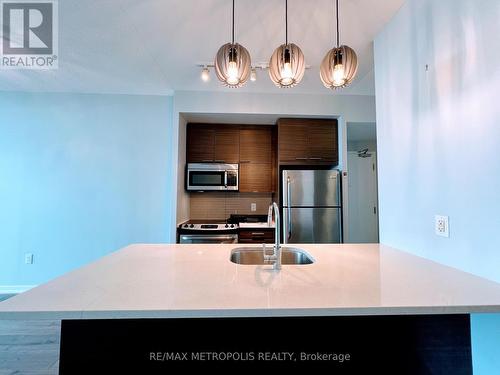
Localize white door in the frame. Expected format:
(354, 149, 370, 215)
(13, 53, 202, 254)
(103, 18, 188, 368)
(346, 151, 379, 243)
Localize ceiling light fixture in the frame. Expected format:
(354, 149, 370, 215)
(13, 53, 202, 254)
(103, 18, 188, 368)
(250, 68, 257, 82)
(201, 66, 210, 82)
(320, 0, 358, 89)
(214, 0, 251, 88)
(269, 0, 305, 88)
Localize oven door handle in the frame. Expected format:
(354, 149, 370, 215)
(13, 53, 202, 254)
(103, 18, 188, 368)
(180, 235, 237, 241)
(224, 171, 228, 188)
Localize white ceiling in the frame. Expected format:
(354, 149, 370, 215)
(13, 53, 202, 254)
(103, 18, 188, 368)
(0, 0, 404, 96)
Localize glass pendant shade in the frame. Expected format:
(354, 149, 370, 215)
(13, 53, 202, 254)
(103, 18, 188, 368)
(269, 43, 305, 88)
(215, 43, 251, 88)
(320, 45, 358, 89)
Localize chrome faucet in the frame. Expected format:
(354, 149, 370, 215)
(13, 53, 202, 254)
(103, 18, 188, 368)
(264, 202, 282, 270)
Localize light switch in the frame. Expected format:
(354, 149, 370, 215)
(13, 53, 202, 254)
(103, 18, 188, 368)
(251, 203, 257, 212)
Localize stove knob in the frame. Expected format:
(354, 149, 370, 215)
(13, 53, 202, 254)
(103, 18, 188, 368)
(189, 224, 194, 228)
(230, 224, 234, 228)
(183, 224, 189, 228)
(225, 224, 229, 228)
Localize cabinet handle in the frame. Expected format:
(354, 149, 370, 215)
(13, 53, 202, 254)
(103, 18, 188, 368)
(214, 160, 225, 163)
(202, 159, 214, 162)
(295, 157, 308, 160)
(287, 176, 292, 242)
(240, 160, 251, 163)
(309, 157, 323, 160)
(251, 232, 265, 236)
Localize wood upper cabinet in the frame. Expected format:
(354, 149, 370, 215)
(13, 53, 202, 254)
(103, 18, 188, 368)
(278, 118, 338, 164)
(186, 123, 276, 193)
(239, 128, 272, 163)
(214, 126, 239, 163)
(239, 126, 275, 193)
(187, 125, 215, 162)
(277, 120, 309, 162)
(186, 124, 239, 163)
(308, 121, 338, 162)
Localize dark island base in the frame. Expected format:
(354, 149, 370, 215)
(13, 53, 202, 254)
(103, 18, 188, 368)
(59, 314, 472, 374)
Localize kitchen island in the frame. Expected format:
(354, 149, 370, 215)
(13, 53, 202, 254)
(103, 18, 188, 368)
(1, 243, 500, 319)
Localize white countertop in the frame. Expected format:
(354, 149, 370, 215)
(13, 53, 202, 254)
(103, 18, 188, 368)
(1, 243, 500, 319)
(238, 222, 274, 229)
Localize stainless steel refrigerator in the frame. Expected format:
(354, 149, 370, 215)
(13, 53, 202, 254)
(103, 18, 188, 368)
(282, 169, 342, 243)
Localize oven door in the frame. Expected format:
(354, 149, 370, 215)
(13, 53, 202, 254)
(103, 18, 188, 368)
(179, 234, 238, 244)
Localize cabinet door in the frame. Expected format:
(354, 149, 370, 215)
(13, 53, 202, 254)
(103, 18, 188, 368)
(239, 128, 272, 164)
(308, 120, 338, 163)
(214, 126, 240, 163)
(239, 229, 275, 243)
(278, 120, 309, 162)
(239, 163, 272, 193)
(187, 125, 215, 162)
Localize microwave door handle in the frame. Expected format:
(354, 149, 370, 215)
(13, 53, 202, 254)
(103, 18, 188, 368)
(224, 171, 228, 188)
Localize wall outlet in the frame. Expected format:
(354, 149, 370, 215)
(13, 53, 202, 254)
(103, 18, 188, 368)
(251, 203, 257, 212)
(435, 215, 449, 237)
(25, 253, 34, 264)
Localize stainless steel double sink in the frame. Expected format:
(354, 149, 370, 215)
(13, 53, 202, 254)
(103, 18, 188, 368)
(230, 247, 314, 265)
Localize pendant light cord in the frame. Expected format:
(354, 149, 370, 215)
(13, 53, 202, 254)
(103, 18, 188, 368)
(285, 0, 288, 45)
(232, 0, 235, 44)
(336, 0, 340, 47)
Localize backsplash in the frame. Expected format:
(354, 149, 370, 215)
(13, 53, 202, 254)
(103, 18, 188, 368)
(190, 193, 273, 220)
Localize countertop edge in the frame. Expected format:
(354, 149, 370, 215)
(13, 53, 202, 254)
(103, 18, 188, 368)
(2, 305, 500, 320)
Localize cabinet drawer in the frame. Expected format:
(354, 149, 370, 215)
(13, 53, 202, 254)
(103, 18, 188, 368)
(239, 229, 275, 243)
(238, 239, 275, 244)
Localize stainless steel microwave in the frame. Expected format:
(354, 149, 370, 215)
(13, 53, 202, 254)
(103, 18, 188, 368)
(186, 163, 239, 191)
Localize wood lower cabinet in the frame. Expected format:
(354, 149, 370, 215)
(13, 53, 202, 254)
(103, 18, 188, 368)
(239, 228, 275, 244)
(278, 119, 338, 165)
(239, 163, 272, 193)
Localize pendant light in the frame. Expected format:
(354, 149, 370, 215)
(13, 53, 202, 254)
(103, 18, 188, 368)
(320, 0, 358, 89)
(214, 0, 251, 88)
(269, 0, 305, 88)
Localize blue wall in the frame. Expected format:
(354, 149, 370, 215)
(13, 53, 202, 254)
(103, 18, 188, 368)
(471, 314, 500, 374)
(374, 0, 500, 372)
(0, 92, 173, 286)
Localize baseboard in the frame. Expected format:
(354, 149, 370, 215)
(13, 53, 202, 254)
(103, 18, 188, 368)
(0, 285, 37, 294)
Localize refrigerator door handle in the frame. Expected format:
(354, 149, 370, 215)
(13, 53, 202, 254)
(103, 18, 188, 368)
(287, 176, 292, 241)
